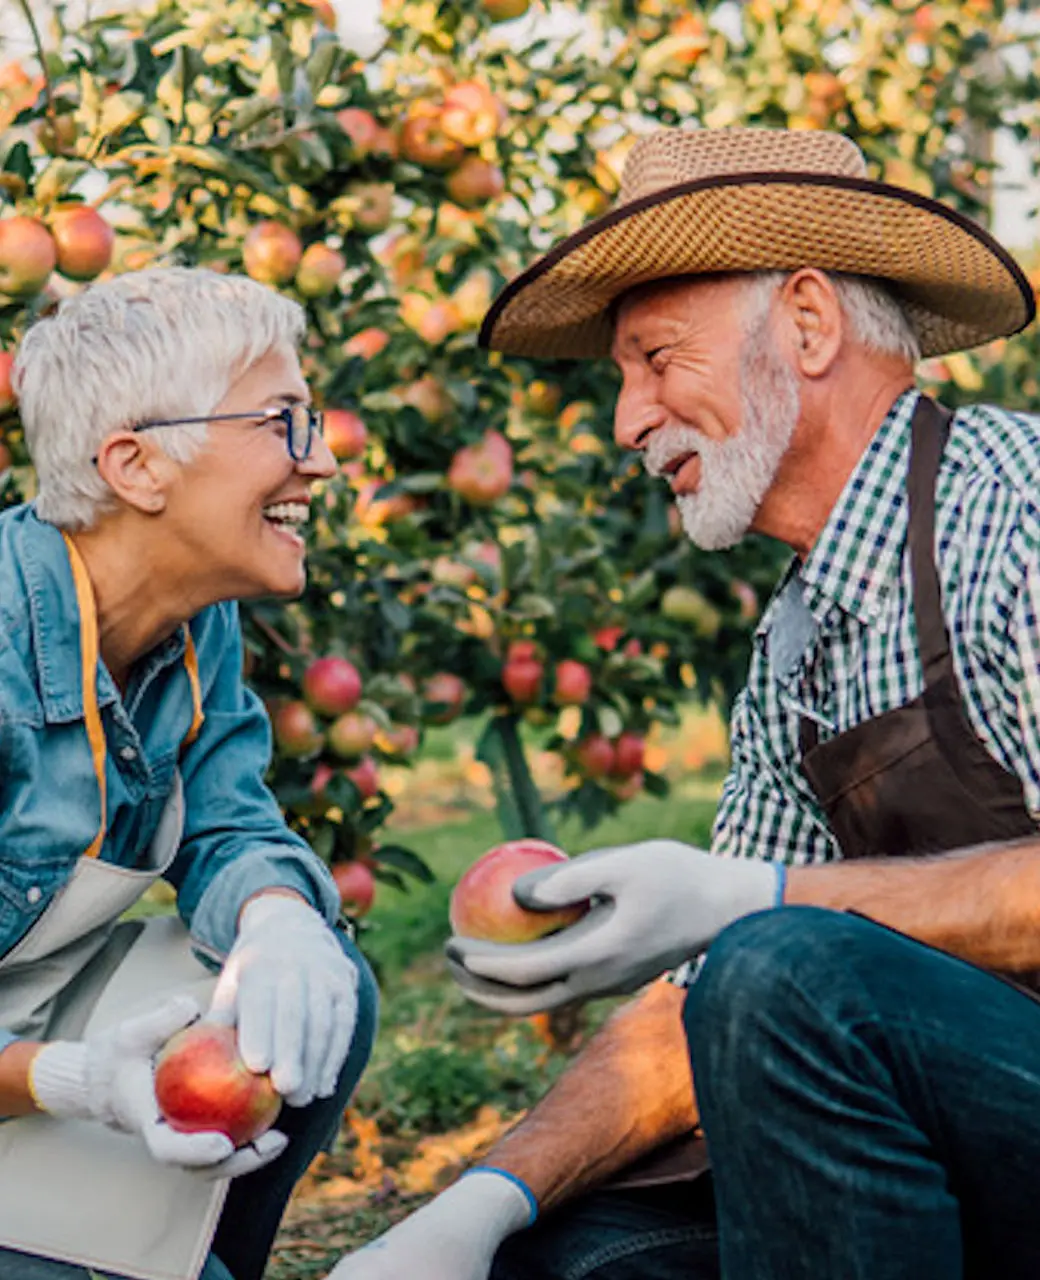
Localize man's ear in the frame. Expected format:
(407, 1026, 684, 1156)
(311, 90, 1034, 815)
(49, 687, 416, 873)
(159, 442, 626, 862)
(776, 269, 844, 379)
(94, 433, 176, 515)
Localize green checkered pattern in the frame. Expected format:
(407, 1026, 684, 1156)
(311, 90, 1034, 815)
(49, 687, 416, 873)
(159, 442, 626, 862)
(712, 389, 1040, 865)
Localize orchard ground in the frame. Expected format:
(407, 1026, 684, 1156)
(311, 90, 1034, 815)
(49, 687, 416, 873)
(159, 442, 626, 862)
(258, 705, 725, 1277)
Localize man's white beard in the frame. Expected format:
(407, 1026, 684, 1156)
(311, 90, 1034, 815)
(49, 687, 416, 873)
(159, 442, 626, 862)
(644, 317, 801, 551)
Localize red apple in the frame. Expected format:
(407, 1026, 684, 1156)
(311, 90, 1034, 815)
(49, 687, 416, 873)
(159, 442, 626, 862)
(0, 216, 56, 297)
(347, 181, 394, 235)
(154, 1023, 281, 1148)
(49, 206, 114, 281)
(553, 660, 592, 706)
(344, 327, 390, 360)
(446, 156, 505, 209)
(609, 771, 644, 801)
(399, 102, 465, 170)
(303, 656, 363, 716)
(611, 732, 645, 778)
(431, 555, 477, 590)
(242, 221, 302, 286)
(332, 860, 376, 915)
(0, 349, 16, 413)
(272, 699, 324, 757)
(593, 625, 624, 652)
(450, 839, 588, 943)
(448, 430, 513, 506)
(323, 408, 368, 460)
(574, 733, 616, 780)
(440, 81, 505, 147)
(336, 107, 397, 159)
(328, 711, 378, 759)
(422, 672, 466, 724)
(507, 639, 539, 662)
(346, 755, 380, 800)
(502, 653, 543, 705)
(295, 242, 345, 298)
(399, 375, 452, 422)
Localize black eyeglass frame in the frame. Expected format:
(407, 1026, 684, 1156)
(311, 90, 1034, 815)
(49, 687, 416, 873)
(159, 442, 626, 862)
(130, 405, 325, 462)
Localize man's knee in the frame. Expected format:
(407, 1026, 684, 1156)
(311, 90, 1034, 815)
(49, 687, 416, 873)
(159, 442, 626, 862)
(682, 907, 883, 1074)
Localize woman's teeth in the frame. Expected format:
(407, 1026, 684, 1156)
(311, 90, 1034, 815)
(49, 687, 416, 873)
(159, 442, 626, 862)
(263, 501, 309, 527)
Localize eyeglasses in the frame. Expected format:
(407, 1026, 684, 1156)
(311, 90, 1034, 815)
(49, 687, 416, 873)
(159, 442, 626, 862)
(132, 405, 325, 462)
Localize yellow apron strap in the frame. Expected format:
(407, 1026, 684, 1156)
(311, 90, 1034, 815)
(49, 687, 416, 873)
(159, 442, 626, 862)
(181, 626, 204, 748)
(61, 536, 206, 860)
(62, 533, 107, 860)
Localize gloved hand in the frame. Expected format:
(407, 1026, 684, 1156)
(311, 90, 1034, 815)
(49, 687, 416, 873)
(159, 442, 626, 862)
(325, 1170, 534, 1280)
(447, 841, 783, 1013)
(208, 893, 358, 1108)
(29, 994, 288, 1180)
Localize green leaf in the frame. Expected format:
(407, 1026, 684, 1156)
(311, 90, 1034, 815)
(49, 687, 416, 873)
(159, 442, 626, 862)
(372, 844, 436, 884)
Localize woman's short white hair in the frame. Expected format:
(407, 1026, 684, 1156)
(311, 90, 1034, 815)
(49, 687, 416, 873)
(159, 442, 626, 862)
(14, 267, 306, 530)
(743, 270, 921, 365)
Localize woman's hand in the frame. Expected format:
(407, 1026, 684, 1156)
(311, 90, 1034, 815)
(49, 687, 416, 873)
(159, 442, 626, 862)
(208, 893, 359, 1107)
(28, 994, 288, 1178)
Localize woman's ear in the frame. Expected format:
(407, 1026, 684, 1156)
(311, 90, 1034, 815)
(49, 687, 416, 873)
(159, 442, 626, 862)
(776, 269, 843, 379)
(94, 433, 176, 515)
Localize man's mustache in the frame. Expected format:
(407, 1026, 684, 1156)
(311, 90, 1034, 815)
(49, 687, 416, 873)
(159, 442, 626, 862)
(643, 425, 708, 479)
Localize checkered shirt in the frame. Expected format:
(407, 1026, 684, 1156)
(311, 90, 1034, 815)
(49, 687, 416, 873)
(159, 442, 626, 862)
(712, 388, 1040, 866)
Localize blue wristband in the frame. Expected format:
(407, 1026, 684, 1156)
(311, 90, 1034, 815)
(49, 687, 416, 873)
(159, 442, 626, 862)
(774, 861, 788, 907)
(464, 1166, 538, 1225)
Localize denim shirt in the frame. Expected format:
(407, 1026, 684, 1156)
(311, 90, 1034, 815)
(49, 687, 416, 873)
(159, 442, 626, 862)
(0, 505, 339, 1052)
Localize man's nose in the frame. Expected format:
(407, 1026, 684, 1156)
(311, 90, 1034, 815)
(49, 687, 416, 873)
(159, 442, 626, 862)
(613, 398, 665, 453)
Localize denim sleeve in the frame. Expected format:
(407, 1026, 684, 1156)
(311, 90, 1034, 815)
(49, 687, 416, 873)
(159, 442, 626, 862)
(167, 603, 338, 966)
(0, 706, 22, 1055)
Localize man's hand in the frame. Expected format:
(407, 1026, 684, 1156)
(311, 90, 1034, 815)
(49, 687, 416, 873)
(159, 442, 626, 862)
(447, 841, 782, 1012)
(326, 1171, 533, 1280)
(209, 894, 358, 1108)
(28, 995, 288, 1178)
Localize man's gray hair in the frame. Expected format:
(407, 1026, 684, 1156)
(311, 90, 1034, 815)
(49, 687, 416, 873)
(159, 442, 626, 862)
(14, 267, 306, 530)
(743, 271, 921, 365)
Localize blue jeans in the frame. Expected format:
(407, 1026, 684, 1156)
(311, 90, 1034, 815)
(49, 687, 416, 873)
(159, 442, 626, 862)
(688, 907, 1040, 1280)
(494, 907, 1040, 1279)
(0, 930, 378, 1280)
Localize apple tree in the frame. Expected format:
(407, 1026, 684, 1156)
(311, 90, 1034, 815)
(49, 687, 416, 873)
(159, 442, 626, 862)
(0, 0, 1038, 915)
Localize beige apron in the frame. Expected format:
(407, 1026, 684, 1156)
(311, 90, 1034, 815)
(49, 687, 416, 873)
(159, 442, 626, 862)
(0, 535, 228, 1280)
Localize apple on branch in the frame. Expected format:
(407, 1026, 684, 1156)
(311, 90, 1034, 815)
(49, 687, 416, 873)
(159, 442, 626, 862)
(450, 839, 589, 943)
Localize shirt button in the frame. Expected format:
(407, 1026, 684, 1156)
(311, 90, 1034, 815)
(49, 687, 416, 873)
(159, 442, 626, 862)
(119, 745, 138, 762)
(26, 886, 42, 906)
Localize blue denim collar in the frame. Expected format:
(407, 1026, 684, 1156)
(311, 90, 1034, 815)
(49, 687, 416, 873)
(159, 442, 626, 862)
(19, 506, 185, 725)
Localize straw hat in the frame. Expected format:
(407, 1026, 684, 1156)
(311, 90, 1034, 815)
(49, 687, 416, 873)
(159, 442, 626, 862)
(479, 127, 1035, 360)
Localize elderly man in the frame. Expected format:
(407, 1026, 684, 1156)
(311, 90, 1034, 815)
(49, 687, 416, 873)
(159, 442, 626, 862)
(0, 267, 376, 1280)
(329, 127, 1040, 1279)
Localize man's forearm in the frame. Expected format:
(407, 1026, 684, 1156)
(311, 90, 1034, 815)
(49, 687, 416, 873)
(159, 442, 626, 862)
(787, 837, 1040, 971)
(478, 978, 696, 1211)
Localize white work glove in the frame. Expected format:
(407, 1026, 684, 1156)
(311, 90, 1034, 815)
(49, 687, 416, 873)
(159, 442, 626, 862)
(29, 994, 288, 1180)
(209, 893, 359, 1108)
(447, 841, 783, 1013)
(326, 1170, 534, 1280)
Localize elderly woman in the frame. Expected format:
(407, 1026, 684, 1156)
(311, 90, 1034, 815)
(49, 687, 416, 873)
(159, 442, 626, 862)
(0, 267, 376, 1280)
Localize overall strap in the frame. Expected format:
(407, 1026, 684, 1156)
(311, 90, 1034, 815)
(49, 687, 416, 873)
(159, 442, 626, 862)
(63, 533, 107, 860)
(61, 534, 204, 858)
(906, 396, 955, 686)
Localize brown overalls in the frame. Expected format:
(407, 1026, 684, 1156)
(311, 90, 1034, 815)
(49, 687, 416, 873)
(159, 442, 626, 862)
(607, 394, 1039, 1192)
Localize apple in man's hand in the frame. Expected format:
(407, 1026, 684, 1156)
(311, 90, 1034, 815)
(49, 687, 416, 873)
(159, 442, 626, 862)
(155, 1023, 281, 1148)
(450, 839, 589, 943)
